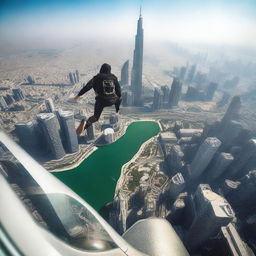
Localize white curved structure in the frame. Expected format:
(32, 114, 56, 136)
(103, 128, 115, 144)
(0, 131, 190, 256)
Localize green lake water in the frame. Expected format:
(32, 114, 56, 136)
(53, 121, 160, 212)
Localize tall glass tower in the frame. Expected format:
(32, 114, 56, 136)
(37, 113, 65, 160)
(131, 8, 144, 106)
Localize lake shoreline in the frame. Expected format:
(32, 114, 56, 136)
(50, 119, 160, 173)
(53, 121, 160, 211)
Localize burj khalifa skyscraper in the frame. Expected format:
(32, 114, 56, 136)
(131, 8, 144, 106)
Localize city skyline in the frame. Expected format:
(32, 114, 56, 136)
(1, 1, 256, 253)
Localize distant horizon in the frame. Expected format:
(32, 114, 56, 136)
(0, 0, 256, 49)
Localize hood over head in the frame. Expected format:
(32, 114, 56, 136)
(100, 63, 111, 74)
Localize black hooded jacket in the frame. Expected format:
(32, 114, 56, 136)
(78, 63, 121, 100)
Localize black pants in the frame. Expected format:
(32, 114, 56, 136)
(85, 97, 121, 129)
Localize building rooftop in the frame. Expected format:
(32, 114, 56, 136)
(37, 113, 55, 121)
(160, 132, 177, 142)
(104, 128, 114, 135)
(221, 224, 252, 256)
(58, 110, 74, 118)
(178, 129, 203, 137)
(202, 189, 235, 218)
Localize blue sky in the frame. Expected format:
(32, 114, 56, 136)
(1, 0, 255, 16)
(0, 0, 256, 46)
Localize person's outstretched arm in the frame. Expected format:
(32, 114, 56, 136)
(74, 78, 94, 100)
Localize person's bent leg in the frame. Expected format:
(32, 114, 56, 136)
(76, 100, 105, 135)
(84, 100, 105, 129)
(83, 116, 97, 129)
(76, 119, 86, 135)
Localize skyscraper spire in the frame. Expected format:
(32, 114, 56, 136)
(131, 7, 144, 106)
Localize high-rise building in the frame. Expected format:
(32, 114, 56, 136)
(168, 145, 184, 171)
(185, 184, 235, 251)
(223, 76, 240, 89)
(186, 64, 196, 83)
(12, 89, 25, 101)
(185, 86, 206, 101)
(220, 224, 252, 256)
(87, 124, 95, 141)
(152, 88, 163, 111)
(189, 137, 221, 180)
(15, 121, 40, 155)
(221, 95, 241, 126)
(168, 78, 182, 108)
(168, 173, 186, 202)
(69, 72, 75, 85)
(126, 91, 133, 106)
(0, 145, 6, 155)
(226, 139, 256, 179)
(109, 113, 120, 132)
(131, 8, 144, 106)
(121, 92, 128, 106)
(4, 95, 14, 105)
(37, 113, 65, 159)
(45, 98, 55, 113)
(160, 85, 169, 103)
(73, 73, 77, 84)
(179, 66, 187, 81)
(110, 113, 119, 124)
(227, 170, 256, 210)
(122, 91, 133, 106)
(58, 110, 79, 153)
(120, 60, 129, 86)
(0, 96, 8, 110)
(27, 75, 35, 84)
(194, 71, 207, 89)
(104, 128, 115, 144)
(75, 70, 80, 83)
(205, 152, 234, 182)
(205, 82, 218, 101)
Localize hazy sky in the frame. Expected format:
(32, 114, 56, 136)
(0, 0, 256, 47)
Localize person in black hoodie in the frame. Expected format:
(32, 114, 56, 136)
(74, 63, 121, 135)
